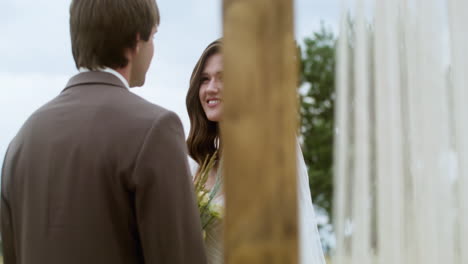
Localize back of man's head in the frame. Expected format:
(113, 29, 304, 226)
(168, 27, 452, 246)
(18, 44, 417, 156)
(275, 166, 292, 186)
(70, 0, 160, 71)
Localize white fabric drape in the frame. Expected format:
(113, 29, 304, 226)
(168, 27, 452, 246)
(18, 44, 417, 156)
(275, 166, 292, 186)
(334, 0, 467, 263)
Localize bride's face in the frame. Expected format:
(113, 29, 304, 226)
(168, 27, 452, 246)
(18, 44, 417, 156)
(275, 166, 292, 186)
(199, 53, 223, 122)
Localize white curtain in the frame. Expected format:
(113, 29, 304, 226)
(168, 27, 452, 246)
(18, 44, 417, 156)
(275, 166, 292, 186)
(333, 0, 468, 263)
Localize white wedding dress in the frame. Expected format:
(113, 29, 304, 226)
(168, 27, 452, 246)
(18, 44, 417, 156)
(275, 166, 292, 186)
(193, 143, 326, 264)
(296, 143, 327, 264)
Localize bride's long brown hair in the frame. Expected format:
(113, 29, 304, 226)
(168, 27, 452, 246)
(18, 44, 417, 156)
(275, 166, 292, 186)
(186, 40, 222, 165)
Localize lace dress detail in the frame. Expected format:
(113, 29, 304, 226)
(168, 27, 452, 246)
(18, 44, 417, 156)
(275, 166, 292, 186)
(204, 196, 224, 264)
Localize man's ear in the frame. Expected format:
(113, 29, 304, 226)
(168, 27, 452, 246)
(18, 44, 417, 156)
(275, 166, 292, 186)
(131, 33, 141, 56)
(125, 34, 141, 61)
(134, 33, 141, 54)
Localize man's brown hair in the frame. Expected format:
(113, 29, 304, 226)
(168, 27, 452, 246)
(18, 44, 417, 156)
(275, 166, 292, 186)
(70, 0, 160, 70)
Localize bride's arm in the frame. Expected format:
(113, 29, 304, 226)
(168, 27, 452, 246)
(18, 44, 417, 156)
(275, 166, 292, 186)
(188, 157, 199, 178)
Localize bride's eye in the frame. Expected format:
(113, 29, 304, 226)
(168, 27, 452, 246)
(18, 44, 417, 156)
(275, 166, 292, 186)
(201, 77, 210, 84)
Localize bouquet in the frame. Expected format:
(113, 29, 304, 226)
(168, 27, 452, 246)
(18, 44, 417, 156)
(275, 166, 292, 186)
(193, 151, 223, 237)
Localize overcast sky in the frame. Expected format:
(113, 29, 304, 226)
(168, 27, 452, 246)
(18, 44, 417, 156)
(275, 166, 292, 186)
(0, 0, 339, 166)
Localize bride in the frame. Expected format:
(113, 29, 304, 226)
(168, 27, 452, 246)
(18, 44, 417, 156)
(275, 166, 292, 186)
(186, 39, 326, 264)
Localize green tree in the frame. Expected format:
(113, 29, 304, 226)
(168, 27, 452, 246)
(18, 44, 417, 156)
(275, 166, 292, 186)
(299, 25, 336, 222)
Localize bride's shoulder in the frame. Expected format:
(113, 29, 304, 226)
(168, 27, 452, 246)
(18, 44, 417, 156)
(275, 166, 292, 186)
(188, 156, 199, 177)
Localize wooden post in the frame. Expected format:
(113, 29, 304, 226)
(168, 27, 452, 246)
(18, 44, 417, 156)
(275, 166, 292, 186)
(222, 0, 298, 263)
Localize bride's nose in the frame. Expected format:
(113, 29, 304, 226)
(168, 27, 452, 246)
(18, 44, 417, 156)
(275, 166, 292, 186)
(206, 79, 220, 93)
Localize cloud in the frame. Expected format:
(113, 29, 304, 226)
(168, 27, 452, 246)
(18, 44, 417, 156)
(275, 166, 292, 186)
(0, 0, 74, 74)
(295, 0, 340, 39)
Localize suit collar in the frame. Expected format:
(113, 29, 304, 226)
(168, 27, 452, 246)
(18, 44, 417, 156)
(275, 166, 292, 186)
(63, 71, 128, 92)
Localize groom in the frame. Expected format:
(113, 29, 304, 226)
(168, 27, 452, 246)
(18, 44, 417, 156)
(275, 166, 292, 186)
(0, 0, 206, 263)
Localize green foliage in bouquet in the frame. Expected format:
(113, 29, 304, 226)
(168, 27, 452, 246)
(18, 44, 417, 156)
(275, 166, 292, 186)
(193, 151, 223, 233)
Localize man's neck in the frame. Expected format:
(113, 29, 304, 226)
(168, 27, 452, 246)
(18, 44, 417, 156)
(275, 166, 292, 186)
(113, 67, 130, 84)
(79, 66, 132, 88)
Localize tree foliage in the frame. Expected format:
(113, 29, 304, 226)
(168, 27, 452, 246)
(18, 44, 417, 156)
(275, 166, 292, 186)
(299, 25, 336, 221)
